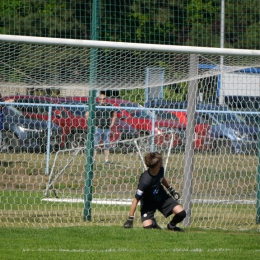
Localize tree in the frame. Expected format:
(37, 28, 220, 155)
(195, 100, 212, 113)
(225, 0, 260, 49)
(0, 0, 91, 39)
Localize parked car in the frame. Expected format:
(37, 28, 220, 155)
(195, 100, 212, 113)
(6, 95, 139, 150)
(1, 104, 61, 153)
(145, 100, 258, 153)
(61, 96, 187, 151)
(234, 109, 260, 127)
(196, 103, 259, 153)
(145, 100, 212, 151)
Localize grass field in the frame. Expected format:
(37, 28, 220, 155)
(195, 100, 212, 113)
(0, 226, 259, 260)
(0, 149, 260, 259)
(0, 150, 259, 230)
(0, 189, 259, 230)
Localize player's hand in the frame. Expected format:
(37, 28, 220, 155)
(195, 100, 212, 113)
(124, 216, 134, 228)
(167, 186, 180, 200)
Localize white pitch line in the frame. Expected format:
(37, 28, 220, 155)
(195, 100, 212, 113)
(42, 198, 133, 205)
(41, 198, 255, 205)
(22, 248, 260, 253)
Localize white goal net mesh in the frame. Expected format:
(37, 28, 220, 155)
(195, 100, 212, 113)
(0, 37, 260, 230)
(1, 41, 260, 92)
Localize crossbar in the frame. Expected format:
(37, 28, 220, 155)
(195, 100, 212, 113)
(0, 34, 260, 57)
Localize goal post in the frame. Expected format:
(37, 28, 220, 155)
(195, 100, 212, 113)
(183, 54, 199, 226)
(1, 34, 260, 56)
(84, 0, 100, 221)
(1, 34, 260, 229)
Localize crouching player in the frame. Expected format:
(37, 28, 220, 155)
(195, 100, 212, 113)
(124, 152, 186, 231)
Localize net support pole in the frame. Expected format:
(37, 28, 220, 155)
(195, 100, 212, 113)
(256, 115, 260, 224)
(182, 54, 198, 226)
(45, 105, 52, 175)
(219, 0, 225, 105)
(151, 110, 155, 152)
(84, 0, 100, 221)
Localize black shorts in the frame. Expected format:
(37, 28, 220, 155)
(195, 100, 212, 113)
(140, 194, 179, 222)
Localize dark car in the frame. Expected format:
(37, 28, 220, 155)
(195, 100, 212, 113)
(1, 105, 61, 153)
(145, 99, 258, 153)
(196, 103, 258, 153)
(235, 109, 260, 127)
(6, 95, 139, 150)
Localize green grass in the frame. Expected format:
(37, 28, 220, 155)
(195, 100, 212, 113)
(0, 151, 260, 258)
(0, 226, 259, 260)
(0, 190, 259, 230)
(0, 152, 260, 229)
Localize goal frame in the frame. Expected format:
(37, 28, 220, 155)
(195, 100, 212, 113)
(0, 34, 260, 227)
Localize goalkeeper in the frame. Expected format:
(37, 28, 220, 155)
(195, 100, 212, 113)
(124, 152, 186, 231)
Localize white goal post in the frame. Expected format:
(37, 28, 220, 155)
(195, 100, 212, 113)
(1, 34, 260, 56)
(0, 34, 260, 230)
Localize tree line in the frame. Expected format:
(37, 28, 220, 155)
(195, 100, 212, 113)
(1, 0, 260, 49)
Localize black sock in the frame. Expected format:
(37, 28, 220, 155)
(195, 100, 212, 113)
(170, 210, 186, 226)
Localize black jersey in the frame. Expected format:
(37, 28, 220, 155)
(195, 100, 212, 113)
(136, 167, 168, 203)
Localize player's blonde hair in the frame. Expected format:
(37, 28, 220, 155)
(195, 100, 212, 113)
(144, 152, 162, 168)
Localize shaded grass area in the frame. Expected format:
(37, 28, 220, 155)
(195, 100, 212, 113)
(0, 226, 259, 260)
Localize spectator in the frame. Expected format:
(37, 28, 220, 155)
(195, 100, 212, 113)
(85, 94, 116, 163)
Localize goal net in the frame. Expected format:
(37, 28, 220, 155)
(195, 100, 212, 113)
(0, 35, 260, 230)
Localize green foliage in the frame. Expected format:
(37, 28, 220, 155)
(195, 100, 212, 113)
(164, 83, 188, 101)
(121, 89, 145, 105)
(0, 0, 259, 49)
(0, 0, 90, 38)
(186, 0, 220, 24)
(127, 1, 177, 44)
(224, 0, 260, 49)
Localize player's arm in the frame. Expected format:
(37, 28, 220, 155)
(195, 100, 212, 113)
(85, 111, 89, 120)
(129, 197, 139, 216)
(124, 189, 143, 228)
(110, 110, 117, 128)
(4, 98, 14, 103)
(124, 198, 139, 228)
(162, 177, 180, 200)
(162, 177, 170, 188)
